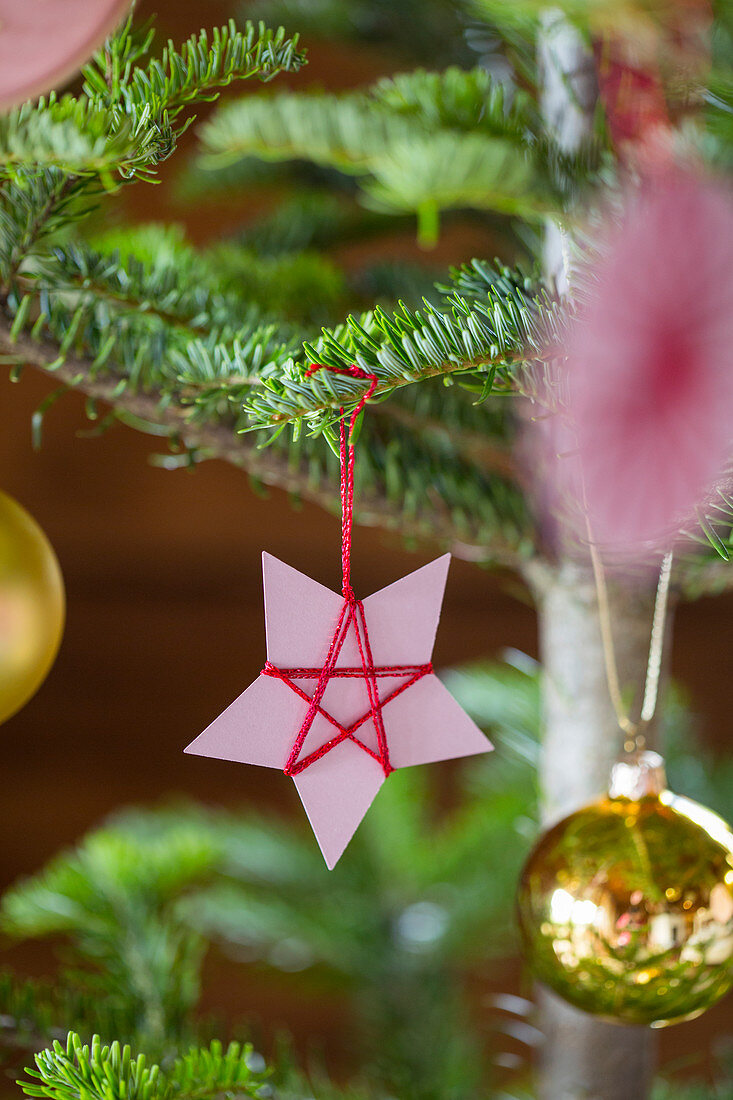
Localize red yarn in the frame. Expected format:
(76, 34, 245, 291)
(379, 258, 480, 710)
(263, 364, 431, 779)
(303, 362, 377, 598)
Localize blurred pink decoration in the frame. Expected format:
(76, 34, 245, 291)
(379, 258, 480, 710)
(0, 0, 130, 110)
(186, 552, 491, 869)
(557, 170, 733, 550)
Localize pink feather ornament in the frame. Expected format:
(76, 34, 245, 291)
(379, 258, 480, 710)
(558, 170, 733, 551)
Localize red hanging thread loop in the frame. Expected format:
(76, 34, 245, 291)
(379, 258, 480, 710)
(263, 364, 429, 780)
(303, 363, 378, 598)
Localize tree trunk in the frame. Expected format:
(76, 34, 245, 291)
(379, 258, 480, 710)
(532, 13, 659, 1096)
(531, 8, 665, 1094)
(537, 8, 597, 295)
(527, 559, 660, 1100)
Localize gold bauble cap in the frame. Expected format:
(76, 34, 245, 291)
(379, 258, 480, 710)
(608, 749, 666, 800)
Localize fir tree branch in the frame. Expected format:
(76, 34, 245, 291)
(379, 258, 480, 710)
(19, 1033, 270, 1100)
(198, 72, 556, 238)
(370, 67, 533, 135)
(0, 20, 305, 282)
(0, 821, 220, 1052)
(26, 240, 288, 340)
(377, 401, 519, 482)
(243, 277, 558, 430)
(0, 973, 142, 1054)
(0, 174, 80, 289)
(200, 92, 418, 173)
(0, 240, 555, 435)
(200, 67, 532, 174)
(0, 101, 141, 181)
(2, 245, 730, 585)
(0, 322, 528, 565)
(1, 219, 729, 586)
(75, 19, 308, 187)
(82, 19, 306, 121)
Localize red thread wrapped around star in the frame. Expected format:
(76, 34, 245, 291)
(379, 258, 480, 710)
(186, 553, 491, 868)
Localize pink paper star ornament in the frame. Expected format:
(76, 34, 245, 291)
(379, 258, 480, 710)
(185, 552, 492, 868)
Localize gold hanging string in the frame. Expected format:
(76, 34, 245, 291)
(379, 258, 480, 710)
(586, 522, 673, 751)
(639, 550, 673, 727)
(558, 234, 673, 752)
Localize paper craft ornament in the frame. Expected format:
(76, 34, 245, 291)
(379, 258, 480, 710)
(0, 0, 131, 110)
(186, 365, 492, 867)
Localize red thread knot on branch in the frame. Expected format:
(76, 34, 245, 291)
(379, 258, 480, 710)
(303, 362, 378, 599)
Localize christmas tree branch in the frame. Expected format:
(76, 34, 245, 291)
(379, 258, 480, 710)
(244, 282, 557, 430)
(199, 80, 552, 241)
(0, 232, 554, 431)
(89, 20, 307, 116)
(0, 973, 140, 1054)
(0, 175, 79, 289)
(0, 321, 527, 564)
(200, 67, 531, 174)
(1, 245, 730, 583)
(374, 401, 519, 482)
(0, 20, 306, 288)
(19, 1033, 271, 1100)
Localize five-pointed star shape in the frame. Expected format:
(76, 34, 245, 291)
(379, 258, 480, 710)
(185, 552, 492, 867)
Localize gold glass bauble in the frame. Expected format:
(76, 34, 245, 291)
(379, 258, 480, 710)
(0, 491, 65, 724)
(517, 752, 733, 1027)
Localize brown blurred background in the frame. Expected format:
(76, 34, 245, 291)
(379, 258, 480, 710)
(1, 0, 732, 1078)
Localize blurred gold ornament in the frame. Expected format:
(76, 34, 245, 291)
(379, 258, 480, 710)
(0, 491, 64, 724)
(518, 751, 733, 1027)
